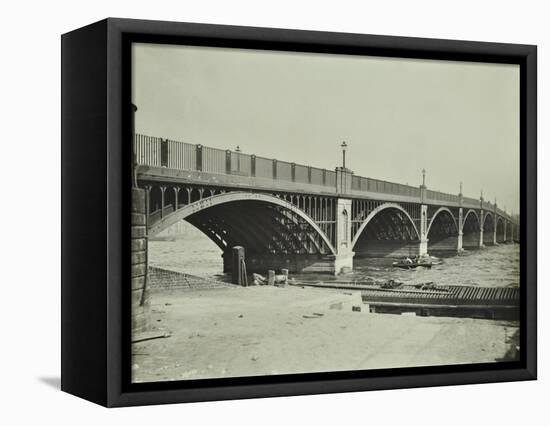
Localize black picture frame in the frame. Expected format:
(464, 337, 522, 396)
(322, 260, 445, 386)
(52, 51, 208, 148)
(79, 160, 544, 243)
(61, 18, 537, 407)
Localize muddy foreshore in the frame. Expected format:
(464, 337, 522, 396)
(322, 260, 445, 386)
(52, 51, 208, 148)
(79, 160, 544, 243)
(132, 285, 519, 383)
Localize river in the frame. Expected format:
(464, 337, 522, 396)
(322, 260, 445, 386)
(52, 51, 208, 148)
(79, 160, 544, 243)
(149, 223, 520, 288)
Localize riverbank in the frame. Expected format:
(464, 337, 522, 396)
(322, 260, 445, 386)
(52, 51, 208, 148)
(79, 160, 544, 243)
(132, 285, 519, 383)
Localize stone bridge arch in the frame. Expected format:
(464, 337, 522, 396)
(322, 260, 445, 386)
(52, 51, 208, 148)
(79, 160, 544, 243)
(351, 203, 421, 258)
(148, 191, 337, 273)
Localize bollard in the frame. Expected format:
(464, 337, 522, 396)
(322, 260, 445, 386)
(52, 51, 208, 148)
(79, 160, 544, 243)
(267, 270, 275, 286)
(281, 269, 289, 281)
(231, 246, 245, 286)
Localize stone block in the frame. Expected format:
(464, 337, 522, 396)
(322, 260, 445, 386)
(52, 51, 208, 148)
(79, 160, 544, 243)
(131, 250, 146, 265)
(131, 226, 147, 239)
(131, 213, 146, 226)
(131, 275, 146, 291)
(131, 188, 147, 213)
(131, 263, 146, 278)
(131, 238, 146, 252)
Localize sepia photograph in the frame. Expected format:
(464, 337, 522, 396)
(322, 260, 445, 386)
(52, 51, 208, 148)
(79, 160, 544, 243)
(129, 42, 520, 384)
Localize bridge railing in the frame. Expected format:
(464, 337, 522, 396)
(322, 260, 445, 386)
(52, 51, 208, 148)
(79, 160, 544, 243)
(135, 134, 162, 167)
(462, 196, 480, 208)
(134, 134, 514, 220)
(167, 138, 196, 170)
(426, 189, 459, 204)
(482, 200, 493, 211)
(202, 146, 226, 174)
(135, 134, 339, 188)
(352, 175, 420, 197)
(254, 155, 274, 179)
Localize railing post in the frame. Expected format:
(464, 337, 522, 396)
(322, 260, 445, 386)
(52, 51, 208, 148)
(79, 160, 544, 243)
(308, 166, 312, 184)
(160, 138, 168, 167)
(272, 159, 278, 180)
(225, 150, 231, 174)
(251, 155, 256, 177)
(291, 163, 296, 182)
(196, 144, 203, 171)
(322, 169, 326, 185)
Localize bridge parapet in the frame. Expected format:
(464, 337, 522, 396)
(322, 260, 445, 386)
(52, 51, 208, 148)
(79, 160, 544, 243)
(426, 189, 460, 206)
(352, 175, 420, 198)
(463, 196, 481, 209)
(134, 134, 515, 222)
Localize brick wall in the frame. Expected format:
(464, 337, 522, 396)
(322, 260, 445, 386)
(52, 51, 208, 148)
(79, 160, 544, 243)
(131, 188, 149, 335)
(149, 266, 232, 290)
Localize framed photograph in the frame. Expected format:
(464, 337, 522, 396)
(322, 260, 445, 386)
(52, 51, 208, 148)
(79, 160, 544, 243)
(61, 18, 536, 407)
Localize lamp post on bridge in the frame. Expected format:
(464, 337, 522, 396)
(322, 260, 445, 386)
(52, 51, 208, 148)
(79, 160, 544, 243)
(236, 145, 241, 172)
(341, 141, 348, 169)
(419, 168, 427, 203)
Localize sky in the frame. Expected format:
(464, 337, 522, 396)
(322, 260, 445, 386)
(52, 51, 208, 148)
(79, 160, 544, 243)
(132, 43, 520, 214)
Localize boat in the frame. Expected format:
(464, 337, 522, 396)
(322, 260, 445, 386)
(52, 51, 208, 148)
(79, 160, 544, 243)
(392, 259, 432, 269)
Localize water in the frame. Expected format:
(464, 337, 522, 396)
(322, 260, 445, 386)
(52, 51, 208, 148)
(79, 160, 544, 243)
(149, 224, 520, 288)
(338, 247, 519, 288)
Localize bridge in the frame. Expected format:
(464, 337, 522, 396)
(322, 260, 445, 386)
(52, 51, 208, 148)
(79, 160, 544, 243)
(133, 134, 518, 275)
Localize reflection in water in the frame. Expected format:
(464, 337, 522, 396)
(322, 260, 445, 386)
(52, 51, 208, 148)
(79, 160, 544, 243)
(149, 223, 519, 288)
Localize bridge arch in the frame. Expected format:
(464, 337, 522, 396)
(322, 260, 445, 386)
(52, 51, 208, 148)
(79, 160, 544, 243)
(462, 209, 480, 230)
(149, 191, 337, 257)
(351, 203, 420, 258)
(426, 207, 459, 252)
(426, 207, 459, 236)
(462, 209, 481, 249)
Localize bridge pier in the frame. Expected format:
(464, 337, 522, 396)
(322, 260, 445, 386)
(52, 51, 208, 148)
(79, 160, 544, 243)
(419, 238, 429, 257)
(334, 197, 354, 274)
(479, 208, 485, 248)
(419, 205, 429, 256)
(457, 208, 464, 253)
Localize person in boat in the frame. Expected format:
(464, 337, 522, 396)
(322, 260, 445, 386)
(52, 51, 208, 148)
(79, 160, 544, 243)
(404, 257, 413, 264)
